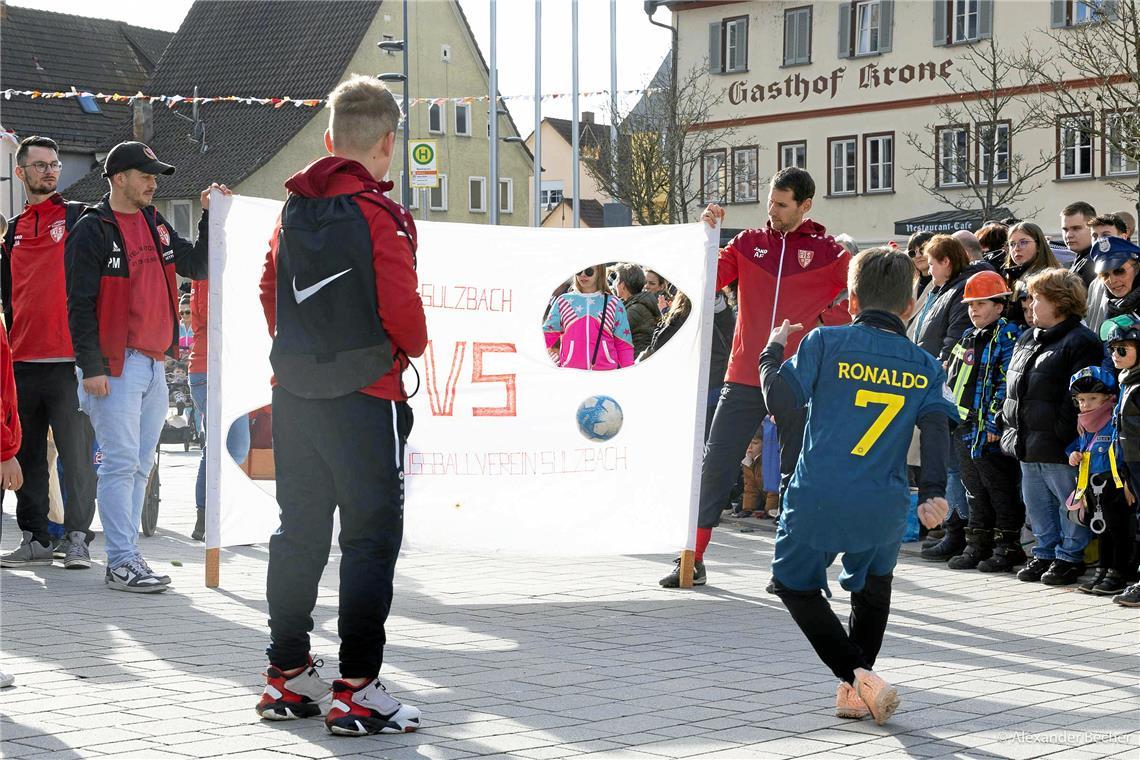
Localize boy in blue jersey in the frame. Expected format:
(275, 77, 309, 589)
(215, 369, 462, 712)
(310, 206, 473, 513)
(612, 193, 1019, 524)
(765, 247, 957, 725)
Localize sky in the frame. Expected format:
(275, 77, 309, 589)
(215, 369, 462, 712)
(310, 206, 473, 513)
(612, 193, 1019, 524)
(12, 0, 673, 133)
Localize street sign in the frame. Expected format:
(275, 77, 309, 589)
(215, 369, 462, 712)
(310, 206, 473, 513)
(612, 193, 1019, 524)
(409, 140, 439, 188)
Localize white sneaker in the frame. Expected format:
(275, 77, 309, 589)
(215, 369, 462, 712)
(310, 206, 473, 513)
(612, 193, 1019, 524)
(105, 558, 168, 593)
(257, 657, 332, 720)
(325, 678, 421, 735)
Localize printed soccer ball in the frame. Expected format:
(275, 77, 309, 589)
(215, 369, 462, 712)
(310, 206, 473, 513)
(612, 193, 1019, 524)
(576, 396, 623, 442)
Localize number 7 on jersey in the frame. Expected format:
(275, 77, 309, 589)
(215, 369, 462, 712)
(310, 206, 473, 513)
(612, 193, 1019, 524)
(851, 389, 905, 456)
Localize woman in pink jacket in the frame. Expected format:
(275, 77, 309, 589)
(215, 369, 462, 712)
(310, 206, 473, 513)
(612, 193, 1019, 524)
(543, 265, 635, 370)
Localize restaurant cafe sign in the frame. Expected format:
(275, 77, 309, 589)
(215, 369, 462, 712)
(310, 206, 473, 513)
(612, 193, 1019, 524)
(727, 58, 954, 106)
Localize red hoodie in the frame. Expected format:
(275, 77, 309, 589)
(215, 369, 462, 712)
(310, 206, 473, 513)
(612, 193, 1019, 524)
(259, 157, 427, 401)
(717, 219, 849, 387)
(1, 324, 20, 461)
(188, 279, 207, 374)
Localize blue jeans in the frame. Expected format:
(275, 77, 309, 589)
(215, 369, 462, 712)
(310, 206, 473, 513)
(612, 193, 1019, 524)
(945, 443, 968, 520)
(188, 372, 251, 510)
(1020, 461, 1090, 564)
(77, 351, 167, 568)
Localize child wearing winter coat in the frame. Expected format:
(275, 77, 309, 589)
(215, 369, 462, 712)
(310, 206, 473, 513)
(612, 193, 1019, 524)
(739, 434, 766, 517)
(1066, 366, 1131, 596)
(1104, 321, 1140, 605)
(943, 271, 1025, 572)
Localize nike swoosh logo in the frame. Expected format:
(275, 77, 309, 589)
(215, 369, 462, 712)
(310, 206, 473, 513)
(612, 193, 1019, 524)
(293, 268, 352, 304)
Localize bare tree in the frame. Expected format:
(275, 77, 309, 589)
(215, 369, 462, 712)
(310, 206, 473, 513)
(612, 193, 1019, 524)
(584, 63, 741, 224)
(1021, 0, 1140, 217)
(902, 35, 1057, 220)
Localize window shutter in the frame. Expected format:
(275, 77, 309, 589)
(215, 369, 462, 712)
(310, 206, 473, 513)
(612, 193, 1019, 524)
(734, 19, 748, 70)
(978, 0, 993, 39)
(799, 10, 812, 61)
(783, 13, 794, 64)
(1050, 0, 1068, 27)
(708, 22, 723, 73)
(879, 0, 894, 53)
(838, 3, 852, 58)
(933, 0, 948, 46)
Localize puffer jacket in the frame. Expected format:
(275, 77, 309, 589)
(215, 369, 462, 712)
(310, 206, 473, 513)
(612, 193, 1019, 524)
(1115, 364, 1140, 462)
(542, 291, 634, 370)
(916, 260, 995, 362)
(946, 317, 1021, 458)
(623, 289, 660, 357)
(1001, 315, 1104, 463)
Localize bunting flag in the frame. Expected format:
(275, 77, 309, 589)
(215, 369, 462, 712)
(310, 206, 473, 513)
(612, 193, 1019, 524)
(1, 87, 661, 110)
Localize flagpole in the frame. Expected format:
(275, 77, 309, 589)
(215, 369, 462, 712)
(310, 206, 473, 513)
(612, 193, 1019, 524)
(489, 0, 499, 225)
(534, 0, 542, 227)
(610, 0, 617, 170)
(571, 0, 580, 228)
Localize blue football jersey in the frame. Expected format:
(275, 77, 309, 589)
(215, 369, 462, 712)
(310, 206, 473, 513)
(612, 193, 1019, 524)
(779, 321, 958, 553)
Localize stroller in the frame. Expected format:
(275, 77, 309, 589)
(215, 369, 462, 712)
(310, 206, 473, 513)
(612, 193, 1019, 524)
(160, 358, 201, 451)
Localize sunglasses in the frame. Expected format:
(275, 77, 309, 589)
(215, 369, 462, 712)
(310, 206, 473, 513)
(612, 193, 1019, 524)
(1112, 345, 1132, 357)
(577, 267, 595, 277)
(180, 310, 191, 315)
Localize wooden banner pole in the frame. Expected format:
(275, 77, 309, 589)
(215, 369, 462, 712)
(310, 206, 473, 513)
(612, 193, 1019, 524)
(206, 548, 220, 588)
(679, 549, 695, 588)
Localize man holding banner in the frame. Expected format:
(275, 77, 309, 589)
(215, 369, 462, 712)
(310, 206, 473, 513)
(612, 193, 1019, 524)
(256, 75, 425, 737)
(661, 168, 850, 588)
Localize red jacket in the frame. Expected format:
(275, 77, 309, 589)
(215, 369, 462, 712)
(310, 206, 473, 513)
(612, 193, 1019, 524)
(1, 194, 75, 361)
(1, 324, 20, 460)
(65, 197, 209, 377)
(188, 279, 207, 374)
(717, 219, 849, 386)
(259, 157, 427, 401)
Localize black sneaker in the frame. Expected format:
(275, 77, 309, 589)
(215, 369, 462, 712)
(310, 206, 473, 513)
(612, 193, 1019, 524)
(1077, 568, 1108, 594)
(1040, 559, 1084, 586)
(137, 557, 172, 585)
(1016, 557, 1052, 583)
(106, 558, 168, 593)
(52, 537, 71, 560)
(191, 510, 205, 542)
(1092, 570, 1128, 596)
(659, 557, 706, 588)
(1112, 583, 1140, 607)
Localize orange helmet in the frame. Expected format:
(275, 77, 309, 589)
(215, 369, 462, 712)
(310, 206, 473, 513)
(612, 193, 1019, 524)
(961, 270, 1011, 302)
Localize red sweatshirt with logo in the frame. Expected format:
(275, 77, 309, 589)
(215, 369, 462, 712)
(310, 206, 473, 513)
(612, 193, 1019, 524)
(259, 157, 427, 401)
(2, 194, 74, 361)
(717, 219, 849, 387)
(1, 324, 21, 460)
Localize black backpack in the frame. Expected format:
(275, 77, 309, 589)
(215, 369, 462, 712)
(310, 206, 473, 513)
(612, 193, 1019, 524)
(270, 193, 396, 399)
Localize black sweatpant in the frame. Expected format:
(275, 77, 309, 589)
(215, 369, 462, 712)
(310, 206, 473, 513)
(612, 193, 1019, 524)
(697, 382, 767, 529)
(13, 362, 97, 545)
(954, 437, 1024, 532)
(265, 387, 411, 679)
(1089, 475, 1137, 575)
(772, 573, 893, 685)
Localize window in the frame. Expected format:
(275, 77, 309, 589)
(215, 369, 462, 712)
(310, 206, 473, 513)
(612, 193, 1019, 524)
(783, 7, 811, 66)
(499, 178, 513, 214)
(977, 121, 1010, 184)
(732, 147, 759, 203)
(77, 94, 102, 114)
(864, 133, 893, 193)
(708, 16, 748, 74)
(937, 126, 969, 187)
(168, 200, 193, 240)
(779, 141, 807, 170)
(428, 102, 444, 134)
(455, 104, 471, 136)
(1058, 115, 1094, 179)
(469, 176, 486, 213)
(540, 181, 564, 208)
(840, 0, 893, 57)
(828, 137, 857, 196)
(1105, 112, 1139, 176)
(1053, 0, 1113, 27)
(430, 174, 448, 211)
(701, 150, 728, 204)
(933, 0, 991, 46)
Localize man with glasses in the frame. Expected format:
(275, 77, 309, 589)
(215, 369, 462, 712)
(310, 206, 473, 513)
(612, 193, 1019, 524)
(0, 136, 98, 571)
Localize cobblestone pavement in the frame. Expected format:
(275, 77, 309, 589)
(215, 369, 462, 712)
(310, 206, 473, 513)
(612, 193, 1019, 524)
(2, 449, 1138, 759)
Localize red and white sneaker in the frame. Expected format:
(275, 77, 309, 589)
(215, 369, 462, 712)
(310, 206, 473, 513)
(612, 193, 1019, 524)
(256, 657, 332, 720)
(325, 678, 421, 736)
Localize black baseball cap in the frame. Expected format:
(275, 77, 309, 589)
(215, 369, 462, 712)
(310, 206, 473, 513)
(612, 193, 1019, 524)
(102, 141, 175, 177)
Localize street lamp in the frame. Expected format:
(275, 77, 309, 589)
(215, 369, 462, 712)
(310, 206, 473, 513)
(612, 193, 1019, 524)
(378, 3, 411, 208)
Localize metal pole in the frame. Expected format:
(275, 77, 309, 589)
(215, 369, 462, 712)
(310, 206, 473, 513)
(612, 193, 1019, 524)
(402, 0, 411, 208)
(489, 0, 499, 225)
(571, 0, 580, 228)
(609, 0, 617, 172)
(534, 0, 542, 227)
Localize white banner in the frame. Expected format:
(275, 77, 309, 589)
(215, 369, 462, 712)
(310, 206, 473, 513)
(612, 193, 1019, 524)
(207, 193, 716, 556)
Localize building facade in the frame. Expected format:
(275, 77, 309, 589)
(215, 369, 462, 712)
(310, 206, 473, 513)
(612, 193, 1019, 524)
(671, 0, 1136, 242)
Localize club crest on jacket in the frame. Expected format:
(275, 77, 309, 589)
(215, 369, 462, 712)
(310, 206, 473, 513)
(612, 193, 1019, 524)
(798, 249, 813, 268)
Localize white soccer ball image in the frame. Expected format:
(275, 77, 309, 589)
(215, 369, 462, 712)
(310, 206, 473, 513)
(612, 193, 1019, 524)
(576, 395, 623, 441)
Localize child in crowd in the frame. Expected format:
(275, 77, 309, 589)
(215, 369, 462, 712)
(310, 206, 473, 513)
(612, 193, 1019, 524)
(764, 247, 956, 725)
(1066, 367, 1131, 595)
(1106, 321, 1140, 605)
(944, 271, 1025, 571)
(739, 433, 766, 517)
